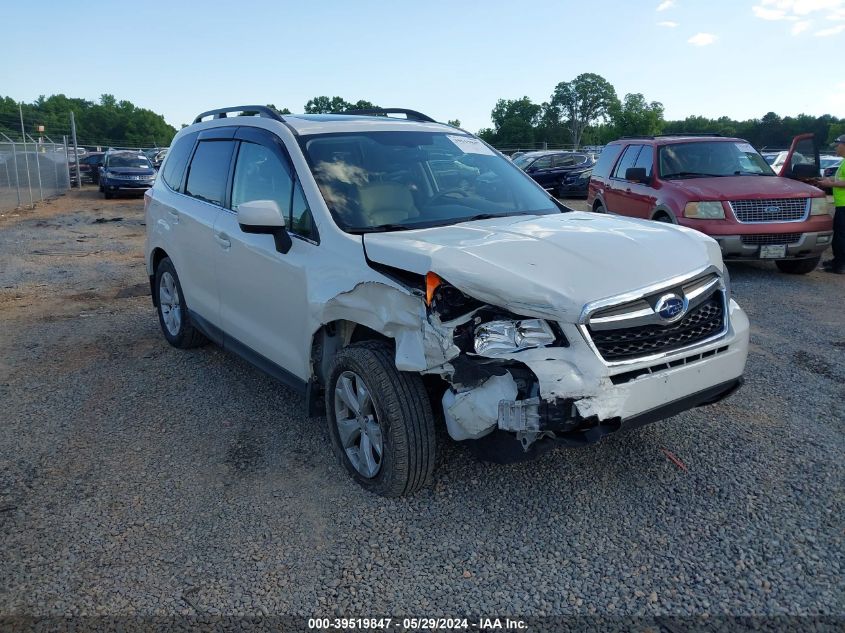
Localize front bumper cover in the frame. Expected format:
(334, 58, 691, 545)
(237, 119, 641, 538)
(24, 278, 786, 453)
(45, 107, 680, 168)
(714, 231, 833, 260)
(474, 377, 742, 463)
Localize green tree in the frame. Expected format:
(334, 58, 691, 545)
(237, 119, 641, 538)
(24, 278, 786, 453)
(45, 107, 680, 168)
(487, 97, 541, 147)
(447, 119, 461, 127)
(609, 93, 665, 137)
(549, 73, 619, 148)
(304, 96, 379, 114)
(267, 104, 292, 115)
(0, 93, 177, 147)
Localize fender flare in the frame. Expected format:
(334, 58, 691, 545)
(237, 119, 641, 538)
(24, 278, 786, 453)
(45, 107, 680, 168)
(650, 204, 678, 223)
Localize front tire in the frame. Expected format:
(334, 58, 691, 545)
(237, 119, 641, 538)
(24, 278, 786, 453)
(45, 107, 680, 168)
(104, 190, 113, 199)
(775, 257, 820, 275)
(593, 202, 606, 214)
(326, 341, 435, 497)
(154, 257, 208, 348)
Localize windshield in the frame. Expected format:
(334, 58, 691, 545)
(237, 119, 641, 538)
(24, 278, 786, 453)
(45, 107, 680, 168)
(659, 141, 775, 178)
(821, 157, 841, 168)
(108, 154, 152, 168)
(302, 131, 560, 232)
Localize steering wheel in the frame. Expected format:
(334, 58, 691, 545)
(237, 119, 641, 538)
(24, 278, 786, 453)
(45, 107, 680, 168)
(427, 188, 470, 205)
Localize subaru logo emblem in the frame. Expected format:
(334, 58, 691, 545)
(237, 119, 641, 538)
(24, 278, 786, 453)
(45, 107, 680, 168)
(655, 293, 688, 323)
(764, 205, 780, 214)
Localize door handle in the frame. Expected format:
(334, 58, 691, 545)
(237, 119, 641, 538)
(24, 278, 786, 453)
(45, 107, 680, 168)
(215, 232, 231, 249)
(166, 209, 179, 223)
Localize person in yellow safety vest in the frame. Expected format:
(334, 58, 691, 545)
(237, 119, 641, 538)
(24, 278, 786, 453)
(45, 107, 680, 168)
(817, 134, 845, 275)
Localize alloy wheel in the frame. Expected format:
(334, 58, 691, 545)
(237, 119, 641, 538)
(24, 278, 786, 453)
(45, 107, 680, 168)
(159, 271, 182, 336)
(333, 370, 383, 478)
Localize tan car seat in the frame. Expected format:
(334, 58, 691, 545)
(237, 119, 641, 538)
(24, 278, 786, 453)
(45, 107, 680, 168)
(358, 182, 420, 225)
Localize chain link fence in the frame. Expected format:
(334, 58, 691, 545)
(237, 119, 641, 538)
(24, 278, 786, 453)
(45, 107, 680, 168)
(0, 136, 71, 212)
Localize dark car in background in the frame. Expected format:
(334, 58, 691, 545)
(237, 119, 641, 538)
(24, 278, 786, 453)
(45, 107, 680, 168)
(70, 152, 105, 184)
(151, 148, 168, 170)
(513, 151, 596, 196)
(99, 151, 156, 199)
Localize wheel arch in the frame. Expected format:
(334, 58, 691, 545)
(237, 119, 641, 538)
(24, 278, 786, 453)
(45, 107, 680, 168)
(307, 320, 395, 416)
(650, 204, 678, 223)
(148, 247, 170, 306)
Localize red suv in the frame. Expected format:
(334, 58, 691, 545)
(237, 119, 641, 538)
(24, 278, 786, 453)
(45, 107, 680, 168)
(587, 134, 833, 274)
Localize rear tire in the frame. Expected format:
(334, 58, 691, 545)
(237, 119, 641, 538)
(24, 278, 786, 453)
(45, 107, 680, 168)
(775, 257, 820, 275)
(154, 257, 208, 348)
(593, 202, 606, 214)
(326, 341, 435, 497)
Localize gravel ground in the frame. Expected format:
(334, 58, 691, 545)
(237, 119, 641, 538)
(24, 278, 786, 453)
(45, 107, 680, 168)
(0, 190, 843, 626)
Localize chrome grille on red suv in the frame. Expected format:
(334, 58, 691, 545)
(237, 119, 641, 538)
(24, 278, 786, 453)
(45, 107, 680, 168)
(729, 198, 808, 223)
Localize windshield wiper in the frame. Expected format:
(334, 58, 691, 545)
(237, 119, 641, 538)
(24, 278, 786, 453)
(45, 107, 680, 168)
(459, 213, 501, 222)
(348, 223, 418, 234)
(733, 171, 770, 176)
(662, 171, 726, 179)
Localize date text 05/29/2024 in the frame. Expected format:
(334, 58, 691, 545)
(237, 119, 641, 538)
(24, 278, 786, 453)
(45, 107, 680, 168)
(307, 617, 528, 630)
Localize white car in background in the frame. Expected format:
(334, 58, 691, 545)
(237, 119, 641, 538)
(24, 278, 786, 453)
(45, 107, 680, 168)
(144, 105, 749, 496)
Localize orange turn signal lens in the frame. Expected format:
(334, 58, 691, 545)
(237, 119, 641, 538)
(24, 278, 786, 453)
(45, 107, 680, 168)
(425, 272, 442, 306)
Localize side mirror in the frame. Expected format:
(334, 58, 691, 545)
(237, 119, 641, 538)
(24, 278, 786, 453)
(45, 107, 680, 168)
(790, 163, 818, 180)
(625, 167, 649, 183)
(237, 199, 292, 254)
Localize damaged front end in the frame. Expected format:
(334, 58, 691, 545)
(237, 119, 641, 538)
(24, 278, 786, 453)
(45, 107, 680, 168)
(426, 274, 623, 458)
(421, 269, 745, 462)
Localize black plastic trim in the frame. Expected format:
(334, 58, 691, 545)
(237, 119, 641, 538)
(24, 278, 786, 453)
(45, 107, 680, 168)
(193, 106, 284, 124)
(335, 108, 436, 123)
(188, 309, 307, 394)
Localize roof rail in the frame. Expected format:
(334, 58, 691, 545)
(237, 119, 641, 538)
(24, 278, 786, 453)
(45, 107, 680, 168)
(335, 108, 437, 123)
(619, 133, 723, 140)
(656, 133, 722, 137)
(193, 105, 284, 124)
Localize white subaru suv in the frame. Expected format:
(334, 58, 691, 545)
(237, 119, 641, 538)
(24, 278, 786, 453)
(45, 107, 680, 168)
(145, 106, 749, 496)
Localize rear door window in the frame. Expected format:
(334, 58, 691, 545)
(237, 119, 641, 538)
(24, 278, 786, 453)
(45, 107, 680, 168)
(185, 140, 236, 206)
(552, 154, 578, 168)
(531, 156, 552, 170)
(612, 145, 642, 179)
(592, 145, 624, 179)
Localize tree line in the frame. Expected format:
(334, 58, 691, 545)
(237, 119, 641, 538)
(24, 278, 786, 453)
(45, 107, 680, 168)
(0, 94, 178, 147)
(475, 73, 844, 151)
(2, 84, 841, 152)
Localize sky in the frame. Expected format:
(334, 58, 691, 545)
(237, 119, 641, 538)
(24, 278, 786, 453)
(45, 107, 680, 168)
(1, 0, 843, 133)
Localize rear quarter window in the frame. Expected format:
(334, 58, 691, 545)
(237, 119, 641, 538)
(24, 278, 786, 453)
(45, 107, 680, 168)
(591, 144, 624, 179)
(161, 132, 198, 192)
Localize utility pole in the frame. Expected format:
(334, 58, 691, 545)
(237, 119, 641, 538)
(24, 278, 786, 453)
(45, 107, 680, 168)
(70, 111, 82, 188)
(19, 103, 33, 207)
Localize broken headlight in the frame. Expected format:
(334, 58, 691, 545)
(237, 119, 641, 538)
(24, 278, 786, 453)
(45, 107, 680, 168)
(474, 319, 555, 355)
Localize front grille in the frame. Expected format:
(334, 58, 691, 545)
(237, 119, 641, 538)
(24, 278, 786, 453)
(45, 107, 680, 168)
(729, 198, 808, 223)
(588, 294, 725, 361)
(741, 233, 802, 245)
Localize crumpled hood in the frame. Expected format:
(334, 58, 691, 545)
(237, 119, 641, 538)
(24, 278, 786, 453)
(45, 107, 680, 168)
(364, 212, 717, 321)
(670, 175, 823, 200)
